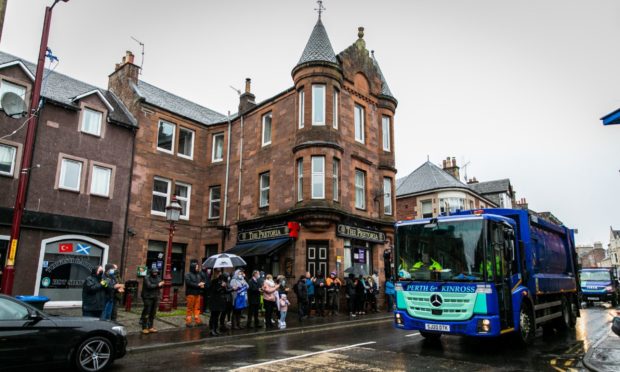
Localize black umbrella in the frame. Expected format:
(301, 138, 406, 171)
(202, 253, 247, 269)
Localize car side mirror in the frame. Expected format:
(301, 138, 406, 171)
(28, 309, 42, 321)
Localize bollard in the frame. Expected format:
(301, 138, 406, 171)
(125, 291, 133, 312)
(172, 287, 179, 310)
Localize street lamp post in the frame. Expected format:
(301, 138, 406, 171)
(0, 0, 69, 295)
(159, 196, 182, 311)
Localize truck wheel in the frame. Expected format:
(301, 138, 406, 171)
(515, 303, 535, 346)
(612, 295, 618, 308)
(554, 298, 574, 331)
(420, 331, 442, 341)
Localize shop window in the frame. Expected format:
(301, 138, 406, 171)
(343, 240, 372, 277)
(147, 241, 186, 286)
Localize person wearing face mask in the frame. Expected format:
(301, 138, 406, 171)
(185, 259, 206, 328)
(246, 270, 261, 329)
(82, 266, 106, 317)
(141, 267, 164, 334)
(101, 263, 123, 320)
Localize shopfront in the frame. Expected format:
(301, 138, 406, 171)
(34, 235, 109, 307)
(337, 224, 386, 277)
(226, 225, 293, 276)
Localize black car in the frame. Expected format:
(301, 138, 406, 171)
(0, 294, 127, 371)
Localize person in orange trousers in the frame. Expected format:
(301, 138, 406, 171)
(185, 259, 206, 327)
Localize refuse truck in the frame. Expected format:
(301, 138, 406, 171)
(393, 208, 579, 345)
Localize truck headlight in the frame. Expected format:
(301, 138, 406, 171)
(112, 326, 127, 336)
(605, 286, 613, 292)
(477, 319, 491, 333)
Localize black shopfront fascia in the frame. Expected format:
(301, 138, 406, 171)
(0, 207, 113, 236)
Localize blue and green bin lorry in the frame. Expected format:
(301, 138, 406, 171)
(393, 208, 579, 345)
(579, 267, 619, 307)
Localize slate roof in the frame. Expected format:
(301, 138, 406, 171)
(396, 161, 469, 197)
(468, 179, 511, 196)
(612, 227, 620, 240)
(132, 80, 226, 126)
(372, 54, 395, 99)
(0, 50, 136, 127)
(296, 19, 338, 67)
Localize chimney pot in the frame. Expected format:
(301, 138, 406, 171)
(245, 78, 251, 94)
(358, 27, 365, 39)
(125, 50, 135, 64)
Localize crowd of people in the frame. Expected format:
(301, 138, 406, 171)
(82, 259, 398, 337)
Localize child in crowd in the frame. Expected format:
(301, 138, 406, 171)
(279, 294, 290, 329)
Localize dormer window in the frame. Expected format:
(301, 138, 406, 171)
(81, 107, 103, 136)
(312, 84, 325, 125)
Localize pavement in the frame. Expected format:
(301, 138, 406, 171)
(583, 310, 620, 372)
(45, 306, 392, 352)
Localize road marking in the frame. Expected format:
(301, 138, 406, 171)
(405, 332, 421, 337)
(231, 341, 377, 370)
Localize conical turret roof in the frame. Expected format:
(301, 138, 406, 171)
(296, 19, 338, 67)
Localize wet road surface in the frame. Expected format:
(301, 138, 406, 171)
(112, 305, 617, 371)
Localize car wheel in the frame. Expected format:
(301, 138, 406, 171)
(75, 336, 114, 372)
(420, 331, 442, 341)
(515, 303, 535, 347)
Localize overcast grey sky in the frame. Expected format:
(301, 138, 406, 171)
(2, 0, 619, 245)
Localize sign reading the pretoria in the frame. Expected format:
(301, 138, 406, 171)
(337, 224, 385, 243)
(237, 226, 289, 242)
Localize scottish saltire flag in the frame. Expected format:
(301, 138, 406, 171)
(76, 243, 91, 255)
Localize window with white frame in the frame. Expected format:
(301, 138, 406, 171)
(81, 108, 103, 136)
(332, 158, 339, 202)
(259, 172, 270, 207)
(333, 88, 339, 129)
(209, 186, 221, 219)
(151, 177, 171, 214)
(382, 115, 391, 152)
(59, 158, 83, 191)
(178, 127, 194, 159)
(312, 84, 325, 125)
(262, 112, 272, 146)
(422, 200, 433, 218)
(298, 89, 305, 128)
(383, 177, 393, 215)
(157, 120, 175, 153)
(212, 133, 224, 162)
(297, 159, 303, 202)
(0, 143, 17, 177)
(175, 182, 191, 219)
(355, 169, 366, 209)
(311, 156, 325, 199)
(354, 104, 365, 143)
(90, 165, 112, 197)
(0, 80, 26, 108)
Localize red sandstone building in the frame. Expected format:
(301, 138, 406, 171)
(109, 16, 398, 292)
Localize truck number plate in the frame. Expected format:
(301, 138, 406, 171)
(425, 323, 450, 332)
(587, 297, 598, 301)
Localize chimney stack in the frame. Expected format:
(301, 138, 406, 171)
(442, 156, 460, 181)
(108, 50, 140, 99)
(238, 77, 256, 114)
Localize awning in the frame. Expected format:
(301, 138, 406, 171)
(225, 237, 291, 257)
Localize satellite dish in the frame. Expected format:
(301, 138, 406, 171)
(1, 92, 27, 118)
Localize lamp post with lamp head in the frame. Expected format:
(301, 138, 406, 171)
(159, 196, 182, 311)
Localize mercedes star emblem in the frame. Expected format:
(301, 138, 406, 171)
(430, 294, 443, 307)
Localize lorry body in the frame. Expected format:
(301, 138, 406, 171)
(579, 268, 619, 307)
(393, 208, 579, 344)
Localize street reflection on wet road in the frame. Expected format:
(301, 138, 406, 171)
(112, 305, 616, 371)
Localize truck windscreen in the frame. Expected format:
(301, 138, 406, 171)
(580, 271, 610, 282)
(396, 219, 486, 282)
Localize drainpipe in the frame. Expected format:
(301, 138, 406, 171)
(120, 126, 137, 277)
(236, 115, 244, 221)
(221, 112, 233, 251)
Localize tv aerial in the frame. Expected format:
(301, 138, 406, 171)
(1, 92, 27, 118)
